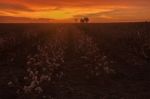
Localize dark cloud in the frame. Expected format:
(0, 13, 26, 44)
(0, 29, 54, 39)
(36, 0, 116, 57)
(74, 10, 117, 18)
(0, 16, 53, 23)
(0, 3, 34, 12)
(20, 0, 150, 7)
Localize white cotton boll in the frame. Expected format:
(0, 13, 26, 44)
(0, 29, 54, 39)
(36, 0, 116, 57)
(10, 58, 14, 62)
(52, 58, 56, 62)
(48, 76, 51, 81)
(54, 63, 60, 67)
(104, 66, 110, 74)
(98, 63, 102, 66)
(27, 68, 31, 72)
(96, 72, 100, 76)
(36, 80, 40, 85)
(81, 56, 88, 60)
(16, 89, 20, 94)
(34, 62, 41, 66)
(27, 55, 31, 59)
(35, 87, 43, 93)
(29, 71, 34, 77)
(40, 75, 48, 82)
(23, 86, 30, 93)
(104, 61, 109, 66)
(23, 86, 27, 92)
(102, 56, 107, 60)
(42, 95, 47, 99)
(8, 81, 13, 86)
(110, 61, 114, 63)
(91, 70, 94, 74)
(24, 76, 28, 80)
(61, 58, 64, 63)
(35, 70, 39, 75)
(29, 58, 35, 62)
(29, 81, 36, 89)
(84, 64, 89, 67)
(59, 72, 64, 78)
(27, 61, 31, 65)
(110, 68, 115, 74)
(48, 96, 54, 99)
(46, 59, 51, 65)
(95, 66, 99, 70)
(42, 67, 46, 72)
(34, 76, 38, 81)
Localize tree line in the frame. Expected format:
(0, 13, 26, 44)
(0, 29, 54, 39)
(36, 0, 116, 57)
(75, 17, 90, 23)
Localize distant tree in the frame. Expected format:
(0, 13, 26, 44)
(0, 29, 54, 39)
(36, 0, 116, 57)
(84, 17, 89, 23)
(80, 17, 90, 23)
(80, 18, 85, 23)
(74, 18, 78, 23)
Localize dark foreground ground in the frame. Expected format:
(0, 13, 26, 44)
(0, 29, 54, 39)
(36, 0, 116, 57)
(0, 23, 150, 99)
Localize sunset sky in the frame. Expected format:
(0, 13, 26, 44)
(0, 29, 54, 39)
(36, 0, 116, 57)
(0, 0, 150, 23)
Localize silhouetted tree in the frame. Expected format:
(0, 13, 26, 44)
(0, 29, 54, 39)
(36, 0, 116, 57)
(74, 18, 78, 23)
(84, 17, 89, 23)
(80, 17, 90, 23)
(80, 18, 85, 23)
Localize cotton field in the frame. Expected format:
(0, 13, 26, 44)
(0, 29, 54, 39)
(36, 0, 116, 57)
(0, 23, 150, 99)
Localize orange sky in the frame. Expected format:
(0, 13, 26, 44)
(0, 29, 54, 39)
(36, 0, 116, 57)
(0, 0, 150, 23)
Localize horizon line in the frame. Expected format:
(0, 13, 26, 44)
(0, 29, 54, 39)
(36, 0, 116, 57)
(0, 21, 149, 24)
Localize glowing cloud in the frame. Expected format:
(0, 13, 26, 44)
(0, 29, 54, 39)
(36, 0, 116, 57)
(0, 0, 150, 22)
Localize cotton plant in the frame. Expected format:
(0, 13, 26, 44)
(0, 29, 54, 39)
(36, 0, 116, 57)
(124, 31, 150, 64)
(74, 32, 115, 78)
(17, 39, 65, 98)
